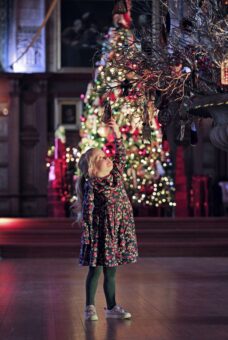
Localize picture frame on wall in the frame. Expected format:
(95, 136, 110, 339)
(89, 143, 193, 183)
(57, 0, 113, 72)
(54, 98, 82, 130)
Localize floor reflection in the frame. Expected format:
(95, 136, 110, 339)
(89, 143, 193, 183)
(85, 319, 132, 340)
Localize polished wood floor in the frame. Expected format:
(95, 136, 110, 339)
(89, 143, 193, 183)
(0, 257, 228, 340)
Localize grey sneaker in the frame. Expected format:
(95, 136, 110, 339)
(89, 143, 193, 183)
(84, 305, 99, 321)
(105, 304, 131, 319)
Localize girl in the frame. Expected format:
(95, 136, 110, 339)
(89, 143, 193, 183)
(76, 117, 138, 320)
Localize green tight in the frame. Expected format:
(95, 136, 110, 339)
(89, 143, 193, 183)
(86, 266, 117, 310)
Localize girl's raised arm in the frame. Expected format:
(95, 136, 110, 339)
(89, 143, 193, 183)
(105, 117, 126, 174)
(113, 136, 126, 174)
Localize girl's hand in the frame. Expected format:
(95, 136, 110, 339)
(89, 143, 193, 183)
(105, 117, 121, 138)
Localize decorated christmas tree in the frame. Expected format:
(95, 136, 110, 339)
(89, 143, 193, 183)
(78, 19, 175, 211)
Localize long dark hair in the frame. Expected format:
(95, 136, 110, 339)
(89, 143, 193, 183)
(73, 147, 97, 222)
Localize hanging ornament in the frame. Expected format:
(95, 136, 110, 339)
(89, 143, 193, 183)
(101, 102, 112, 123)
(142, 102, 152, 140)
(221, 58, 228, 85)
(142, 122, 152, 141)
(112, 0, 127, 15)
(190, 122, 198, 146)
(104, 143, 115, 157)
(174, 119, 191, 146)
(120, 79, 132, 96)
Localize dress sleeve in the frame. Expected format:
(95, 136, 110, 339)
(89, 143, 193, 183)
(81, 181, 94, 245)
(113, 137, 126, 174)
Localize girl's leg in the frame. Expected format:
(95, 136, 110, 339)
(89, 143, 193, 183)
(103, 266, 117, 310)
(86, 266, 103, 306)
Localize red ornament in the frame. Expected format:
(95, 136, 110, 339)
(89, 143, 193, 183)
(108, 92, 116, 102)
(120, 124, 131, 133)
(138, 149, 147, 156)
(104, 143, 116, 157)
(133, 128, 139, 136)
(132, 128, 139, 142)
(80, 116, 86, 122)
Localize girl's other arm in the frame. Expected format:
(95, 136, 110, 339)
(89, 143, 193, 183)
(81, 182, 94, 244)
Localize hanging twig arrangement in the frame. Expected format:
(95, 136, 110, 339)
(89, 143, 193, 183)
(102, 0, 228, 134)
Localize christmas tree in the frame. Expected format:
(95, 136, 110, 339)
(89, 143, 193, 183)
(78, 23, 175, 212)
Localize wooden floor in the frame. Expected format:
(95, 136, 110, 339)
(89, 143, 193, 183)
(1, 258, 228, 340)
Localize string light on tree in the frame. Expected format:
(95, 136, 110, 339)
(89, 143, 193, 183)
(77, 26, 175, 209)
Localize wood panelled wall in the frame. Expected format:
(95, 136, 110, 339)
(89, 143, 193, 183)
(0, 73, 91, 217)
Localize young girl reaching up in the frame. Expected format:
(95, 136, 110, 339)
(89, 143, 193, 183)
(76, 117, 138, 321)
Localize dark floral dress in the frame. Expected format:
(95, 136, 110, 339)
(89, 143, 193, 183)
(79, 137, 139, 267)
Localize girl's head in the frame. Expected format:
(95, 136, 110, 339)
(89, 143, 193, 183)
(78, 147, 113, 178)
(73, 147, 113, 222)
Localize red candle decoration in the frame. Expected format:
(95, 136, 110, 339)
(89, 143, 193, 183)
(221, 58, 228, 85)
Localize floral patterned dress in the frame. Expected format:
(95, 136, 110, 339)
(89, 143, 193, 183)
(79, 137, 139, 267)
